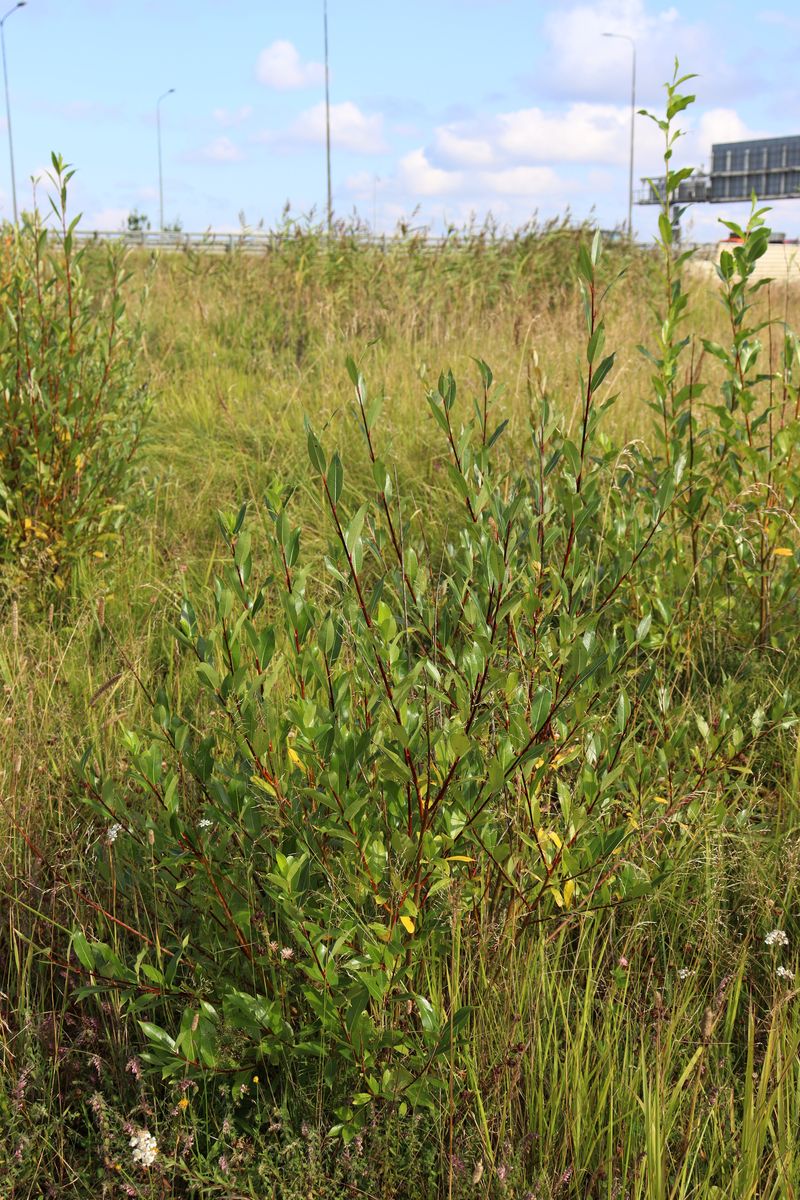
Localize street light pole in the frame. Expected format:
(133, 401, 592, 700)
(603, 31, 636, 240)
(1, 1, 25, 225)
(156, 87, 175, 232)
(323, 0, 332, 233)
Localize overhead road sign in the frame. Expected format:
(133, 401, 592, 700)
(637, 134, 800, 206)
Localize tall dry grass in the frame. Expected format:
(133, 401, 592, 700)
(2, 229, 800, 1198)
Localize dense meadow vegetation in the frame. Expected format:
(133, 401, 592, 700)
(2, 81, 800, 1198)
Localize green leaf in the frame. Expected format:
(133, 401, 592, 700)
(562, 439, 581, 479)
(327, 452, 344, 505)
(487, 418, 508, 448)
(666, 92, 695, 120)
(139, 1021, 177, 1052)
(426, 394, 449, 434)
(592, 353, 615, 390)
(488, 756, 505, 791)
(415, 995, 439, 1034)
(617, 690, 631, 734)
(577, 242, 593, 284)
(71, 931, 95, 972)
(530, 687, 552, 733)
(587, 322, 605, 366)
(307, 428, 326, 474)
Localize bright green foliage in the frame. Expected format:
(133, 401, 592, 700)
(0, 153, 149, 589)
(2, 73, 800, 1198)
(641, 65, 800, 651)
(75, 224, 792, 1152)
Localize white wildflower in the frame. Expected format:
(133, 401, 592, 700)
(198, 818, 212, 830)
(106, 823, 123, 845)
(776, 965, 794, 980)
(677, 968, 695, 980)
(129, 1129, 158, 1167)
(765, 929, 789, 947)
(280, 946, 294, 960)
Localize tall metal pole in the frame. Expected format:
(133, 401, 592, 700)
(324, 0, 332, 233)
(157, 87, 175, 232)
(603, 32, 635, 240)
(1, 2, 25, 225)
(628, 40, 636, 240)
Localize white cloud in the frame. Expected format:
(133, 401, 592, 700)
(497, 104, 631, 165)
(213, 105, 253, 128)
(540, 0, 717, 105)
(696, 108, 760, 150)
(425, 102, 666, 182)
(342, 74, 745, 232)
(479, 165, 562, 196)
(190, 137, 245, 164)
(256, 41, 325, 90)
(434, 127, 494, 168)
(287, 101, 386, 154)
(397, 148, 464, 196)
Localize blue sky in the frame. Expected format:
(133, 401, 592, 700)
(1, 0, 798, 239)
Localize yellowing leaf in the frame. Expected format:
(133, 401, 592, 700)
(540, 828, 562, 850)
(400, 915, 415, 934)
(563, 879, 575, 909)
(251, 775, 277, 798)
(287, 745, 306, 772)
(446, 855, 475, 863)
(774, 547, 793, 557)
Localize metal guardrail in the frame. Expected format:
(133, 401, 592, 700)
(64, 232, 800, 282)
(71, 228, 653, 254)
(68, 228, 737, 259)
(74, 229, 308, 253)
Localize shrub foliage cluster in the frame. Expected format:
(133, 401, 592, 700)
(0, 154, 148, 590)
(3, 72, 800, 1199)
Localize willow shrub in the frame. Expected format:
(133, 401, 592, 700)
(69, 76, 800, 1165)
(641, 66, 800, 657)
(0, 154, 148, 590)
(73, 221, 793, 1150)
